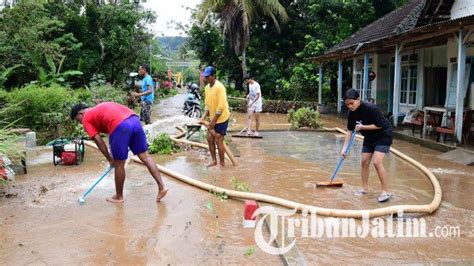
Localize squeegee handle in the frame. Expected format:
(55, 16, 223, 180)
(329, 131, 357, 182)
(81, 166, 113, 199)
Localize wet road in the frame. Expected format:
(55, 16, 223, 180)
(1, 92, 473, 264)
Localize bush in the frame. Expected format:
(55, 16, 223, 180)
(0, 84, 129, 143)
(288, 107, 322, 129)
(89, 84, 127, 105)
(0, 90, 8, 107)
(2, 85, 76, 131)
(228, 97, 322, 113)
(74, 88, 93, 104)
(148, 133, 180, 155)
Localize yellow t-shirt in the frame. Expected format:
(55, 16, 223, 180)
(204, 80, 230, 124)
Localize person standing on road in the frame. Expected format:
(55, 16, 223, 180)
(132, 64, 154, 125)
(244, 74, 263, 136)
(199, 66, 230, 168)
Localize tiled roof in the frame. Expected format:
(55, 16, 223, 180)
(325, 0, 427, 54)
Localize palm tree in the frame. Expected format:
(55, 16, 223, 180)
(197, 0, 288, 78)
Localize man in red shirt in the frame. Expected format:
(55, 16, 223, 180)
(70, 102, 168, 203)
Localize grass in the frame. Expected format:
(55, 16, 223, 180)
(231, 177, 251, 192)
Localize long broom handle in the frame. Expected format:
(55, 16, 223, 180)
(329, 130, 357, 182)
(81, 166, 113, 199)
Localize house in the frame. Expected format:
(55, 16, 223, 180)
(311, 0, 474, 144)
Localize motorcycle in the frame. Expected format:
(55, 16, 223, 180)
(183, 83, 202, 118)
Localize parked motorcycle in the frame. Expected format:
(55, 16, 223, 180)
(183, 83, 202, 118)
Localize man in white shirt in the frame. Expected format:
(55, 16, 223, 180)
(244, 74, 263, 136)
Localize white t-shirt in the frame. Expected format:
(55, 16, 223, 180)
(248, 82, 262, 107)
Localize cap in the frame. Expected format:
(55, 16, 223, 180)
(203, 66, 216, 77)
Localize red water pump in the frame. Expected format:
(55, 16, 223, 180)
(51, 138, 85, 166)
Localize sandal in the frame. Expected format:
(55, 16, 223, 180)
(378, 192, 393, 203)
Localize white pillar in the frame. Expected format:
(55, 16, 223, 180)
(337, 60, 343, 113)
(318, 64, 323, 105)
(362, 53, 369, 101)
(455, 29, 466, 143)
(417, 49, 425, 109)
(393, 44, 402, 127)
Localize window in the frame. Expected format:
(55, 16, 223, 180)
(400, 64, 417, 105)
(354, 58, 373, 100)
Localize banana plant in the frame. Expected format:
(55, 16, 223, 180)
(32, 54, 83, 87)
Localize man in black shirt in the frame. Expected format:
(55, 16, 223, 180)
(342, 89, 393, 202)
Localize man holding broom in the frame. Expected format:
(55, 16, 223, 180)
(70, 102, 168, 203)
(199, 66, 230, 168)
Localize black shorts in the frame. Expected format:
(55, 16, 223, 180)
(214, 120, 229, 136)
(362, 145, 391, 154)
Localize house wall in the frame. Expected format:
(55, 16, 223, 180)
(451, 0, 474, 19)
(447, 36, 474, 108)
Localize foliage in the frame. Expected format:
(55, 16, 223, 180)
(228, 97, 323, 114)
(148, 133, 180, 155)
(244, 246, 256, 256)
(186, 18, 244, 90)
(0, 84, 129, 142)
(1, 85, 76, 131)
(0, 65, 23, 89)
(230, 176, 250, 192)
(0, 105, 24, 161)
(188, 0, 406, 102)
(89, 84, 128, 105)
(157, 36, 188, 58)
(197, 0, 288, 82)
(288, 107, 322, 129)
(213, 191, 228, 202)
(0, 1, 156, 89)
(31, 54, 83, 87)
(0, 2, 81, 89)
(156, 87, 178, 99)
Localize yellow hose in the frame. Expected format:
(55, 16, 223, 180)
(84, 127, 442, 219)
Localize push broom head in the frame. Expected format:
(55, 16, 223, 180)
(316, 180, 344, 188)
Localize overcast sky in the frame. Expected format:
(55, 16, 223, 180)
(141, 0, 202, 36)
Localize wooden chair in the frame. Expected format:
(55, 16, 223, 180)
(436, 110, 472, 144)
(402, 111, 441, 137)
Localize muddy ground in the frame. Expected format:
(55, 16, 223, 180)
(1, 93, 473, 264)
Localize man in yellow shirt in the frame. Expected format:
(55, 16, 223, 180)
(200, 66, 230, 167)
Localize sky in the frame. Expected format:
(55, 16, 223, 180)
(141, 0, 202, 36)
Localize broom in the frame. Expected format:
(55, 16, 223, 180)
(316, 130, 357, 188)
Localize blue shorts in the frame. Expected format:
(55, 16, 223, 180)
(214, 120, 229, 136)
(362, 145, 391, 154)
(109, 115, 148, 160)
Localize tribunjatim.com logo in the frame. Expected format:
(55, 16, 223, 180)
(253, 206, 461, 255)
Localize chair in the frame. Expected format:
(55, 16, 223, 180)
(402, 111, 441, 137)
(436, 110, 472, 144)
(402, 116, 423, 137)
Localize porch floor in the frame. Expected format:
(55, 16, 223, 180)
(394, 125, 474, 152)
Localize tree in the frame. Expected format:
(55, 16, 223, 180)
(0, 1, 157, 89)
(197, 0, 288, 82)
(0, 2, 81, 88)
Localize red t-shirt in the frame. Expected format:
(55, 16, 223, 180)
(82, 102, 136, 139)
